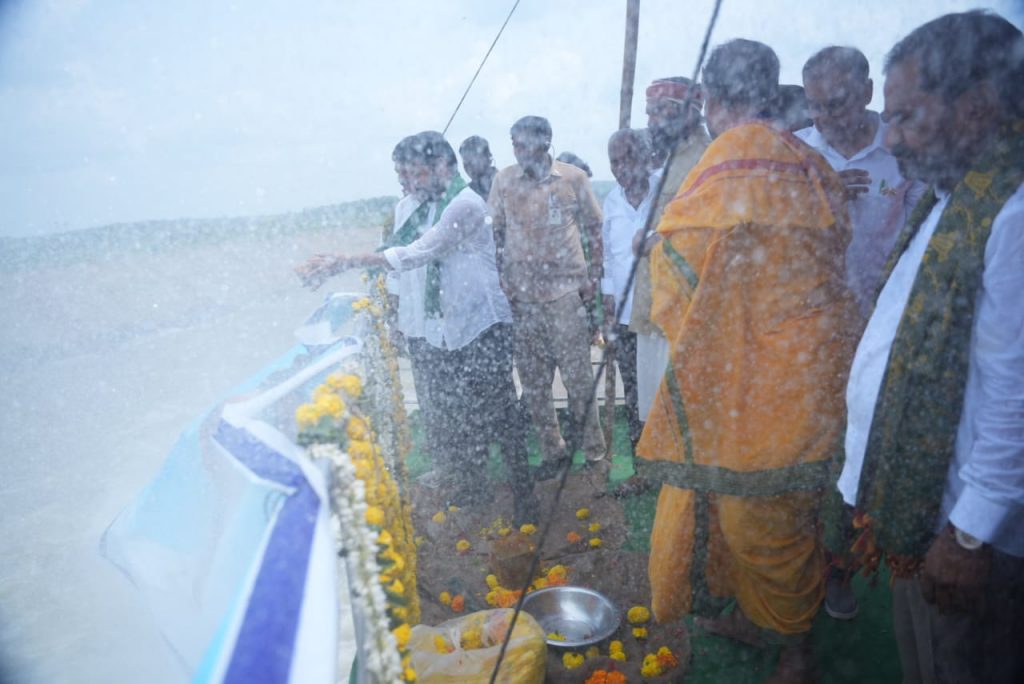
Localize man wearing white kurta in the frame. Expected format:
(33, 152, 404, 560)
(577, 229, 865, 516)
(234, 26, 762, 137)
(796, 46, 925, 320)
(834, 12, 1024, 683)
(601, 129, 658, 451)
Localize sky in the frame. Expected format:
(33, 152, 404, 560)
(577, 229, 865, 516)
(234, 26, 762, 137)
(1, 0, 1021, 237)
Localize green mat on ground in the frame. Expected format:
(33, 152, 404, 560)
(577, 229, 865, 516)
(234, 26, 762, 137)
(405, 407, 901, 682)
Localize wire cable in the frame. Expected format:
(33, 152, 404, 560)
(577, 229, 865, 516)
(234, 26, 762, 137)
(486, 1, 725, 681)
(442, 0, 522, 136)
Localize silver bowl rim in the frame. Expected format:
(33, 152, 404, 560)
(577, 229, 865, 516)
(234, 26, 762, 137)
(520, 585, 621, 647)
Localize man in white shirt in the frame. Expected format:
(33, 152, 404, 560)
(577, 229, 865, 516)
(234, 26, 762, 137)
(385, 135, 446, 478)
(299, 132, 538, 524)
(601, 128, 657, 452)
(796, 46, 925, 320)
(833, 11, 1024, 682)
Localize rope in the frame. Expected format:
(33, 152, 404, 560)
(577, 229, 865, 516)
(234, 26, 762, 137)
(486, 0, 725, 681)
(441, 0, 522, 136)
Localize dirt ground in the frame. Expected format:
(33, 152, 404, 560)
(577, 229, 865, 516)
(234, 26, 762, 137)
(410, 470, 690, 683)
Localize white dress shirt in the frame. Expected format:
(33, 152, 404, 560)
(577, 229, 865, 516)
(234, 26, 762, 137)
(386, 198, 440, 342)
(841, 183, 1024, 557)
(600, 178, 657, 325)
(796, 113, 925, 318)
(385, 193, 422, 297)
(382, 187, 512, 351)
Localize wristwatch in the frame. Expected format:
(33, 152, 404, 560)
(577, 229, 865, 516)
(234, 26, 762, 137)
(953, 526, 985, 551)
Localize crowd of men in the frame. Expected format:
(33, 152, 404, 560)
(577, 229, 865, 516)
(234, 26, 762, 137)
(298, 10, 1022, 683)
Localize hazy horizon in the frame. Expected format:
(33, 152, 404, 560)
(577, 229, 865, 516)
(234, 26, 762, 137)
(2, 0, 1021, 237)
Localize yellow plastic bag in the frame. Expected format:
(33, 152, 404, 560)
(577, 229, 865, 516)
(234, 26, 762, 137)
(408, 608, 546, 684)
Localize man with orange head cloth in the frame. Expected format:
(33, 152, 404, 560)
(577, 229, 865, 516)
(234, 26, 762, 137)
(636, 40, 859, 682)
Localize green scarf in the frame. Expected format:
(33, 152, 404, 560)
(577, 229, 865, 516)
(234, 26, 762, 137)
(829, 124, 1024, 559)
(380, 174, 468, 319)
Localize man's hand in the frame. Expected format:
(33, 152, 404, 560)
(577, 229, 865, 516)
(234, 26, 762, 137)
(920, 525, 992, 615)
(296, 253, 342, 290)
(838, 168, 872, 201)
(632, 228, 661, 257)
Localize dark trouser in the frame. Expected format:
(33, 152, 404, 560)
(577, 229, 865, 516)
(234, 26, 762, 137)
(612, 323, 642, 451)
(407, 336, 445, 462)
(893, 548, 1024, 684)
(431, 323, 532, 503)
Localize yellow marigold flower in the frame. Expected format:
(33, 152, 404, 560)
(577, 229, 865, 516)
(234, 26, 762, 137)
(485, 590, 498, 606)
(585, 646, 600, 659)
(377, 530, 394, 546)
(485, 574, 499, 589)
(346, 416, 369, 440)
(455, 539, 471, 553)
(588, 522, 602, 533)
(294, 404, 320, 428)
(439, 591, 452, 606)
(388, 578, 406, 597)
(352, 298, 371, 310)
(403, 667, 416, 682)
(447, 505, 459, 513)
(315, 384, 339, 403)
(433, 634, 454, 654)
(380, 548, 405, 572)
(431, 511, 446, 524)
(519, 523, 537, 535)
(547, 632, 566, 642)
(632, 626, 648, 640)
(327, 373, 362, 398)
(588, 537, 603, 548)
(365, 506, 386, 527)
(348, 440, 373, 459)
(391, 606, 408, 622)
(627, 605, 651, 624)
(392, 623, 412, 649)
(576, 507, 590, 520)
(547, 565, 568, 581)
(562, 652, 585, 670)
(460, 627, 483, 649)
(498, 527, 512, 537)
(532, 577, 548, 590)
(640, 653, 662, 677)
(352, 459, 373, 481)
(610, 649, 627, 662)
(609, 640, 625, 653)
(315, 393, 345, 418)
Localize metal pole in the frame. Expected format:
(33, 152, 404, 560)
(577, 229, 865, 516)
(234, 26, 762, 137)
(607, 0, 640, 457)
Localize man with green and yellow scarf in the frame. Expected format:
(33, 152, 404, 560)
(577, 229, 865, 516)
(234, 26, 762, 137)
(833, 11, 1024, 683)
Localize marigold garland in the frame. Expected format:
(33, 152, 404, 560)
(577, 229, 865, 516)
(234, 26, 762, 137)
(300, 283, 419, 683)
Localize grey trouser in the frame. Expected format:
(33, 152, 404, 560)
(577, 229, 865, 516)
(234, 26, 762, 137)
(511, 292, 605, 462)
(893, 549, 1024, 684)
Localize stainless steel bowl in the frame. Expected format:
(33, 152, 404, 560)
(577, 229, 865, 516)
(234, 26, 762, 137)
(521, 586, 620, 647)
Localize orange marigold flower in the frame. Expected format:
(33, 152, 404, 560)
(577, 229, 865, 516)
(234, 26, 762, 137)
(567, 531, 583, 544)
(450, 594, 465, 612)
(656, 645, 679, 669)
